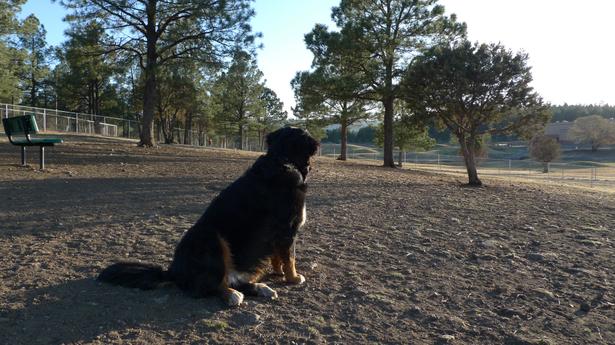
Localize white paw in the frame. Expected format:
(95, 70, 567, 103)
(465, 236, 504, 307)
(227, 289, 244, 307)
(255, 283, 278, 299)
(287, 274, 306, 285)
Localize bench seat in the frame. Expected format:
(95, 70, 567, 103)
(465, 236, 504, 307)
(2, 115, 63, 169)
(9, 137, 64, 146)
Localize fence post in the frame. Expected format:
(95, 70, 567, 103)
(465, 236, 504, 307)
(75, 113, 79, 133)
(43, 109, 47, 131)
(437, 153, 440, 170)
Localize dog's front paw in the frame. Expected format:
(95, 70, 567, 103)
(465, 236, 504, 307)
(286, 274, 306, 285)
(255, 283, 278, 299)
(226, 289, 244, 307)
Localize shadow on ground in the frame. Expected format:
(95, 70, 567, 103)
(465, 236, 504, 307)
(0, 278, 228, 345)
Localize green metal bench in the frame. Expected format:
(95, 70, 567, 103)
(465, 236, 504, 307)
(2, 115, 63, 169)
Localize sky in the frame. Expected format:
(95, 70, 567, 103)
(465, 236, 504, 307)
(18, 0, 615, 115)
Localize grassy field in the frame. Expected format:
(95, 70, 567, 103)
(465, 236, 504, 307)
(319, 142, 615, 190)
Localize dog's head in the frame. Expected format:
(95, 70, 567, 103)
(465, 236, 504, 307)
(266, 127, 319, 178)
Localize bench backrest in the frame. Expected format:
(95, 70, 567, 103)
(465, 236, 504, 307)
(2, 115, 39, 137)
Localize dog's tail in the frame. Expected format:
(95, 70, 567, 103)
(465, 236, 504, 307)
(98, 262, 171, 290)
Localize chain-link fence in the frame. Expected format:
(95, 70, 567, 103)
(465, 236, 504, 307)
(1, 103, 138, 139)
(320, 144, 615, 188)
(0, 103, 268, 151)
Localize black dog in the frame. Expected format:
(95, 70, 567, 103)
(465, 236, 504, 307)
(98, 127, 319, 306)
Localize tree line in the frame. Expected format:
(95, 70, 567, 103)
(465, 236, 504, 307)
(551, 104, 615, 123)
(322, 126, 376, 144)
(0, 0, 286, 149)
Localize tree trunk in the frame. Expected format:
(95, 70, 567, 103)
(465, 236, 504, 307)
(382, 95, 395, 167)
(87, 82, 93, 114)
(184, 111, 193, 145)
(30, 37, 37, 107)
(95, 80, 100, 115)
(259, 130, 264, 151)
(338, 118, 348, 160)
(398, 150, 403, 167)
(94, 80, 102, 135)
(161, 117, 172, 144)
(30, 74, 36, 107)
(542, 162, 549, 173)
(197, 123, 205, 146)
(166, 118, 175, 144)
(382, 54, 396, 168)
(139, 1, 158, 147)
(459, 136, 482, 186)
(238, 121, 245, 150)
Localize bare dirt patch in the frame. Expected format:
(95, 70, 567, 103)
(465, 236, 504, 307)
(1, 135, 614, 344)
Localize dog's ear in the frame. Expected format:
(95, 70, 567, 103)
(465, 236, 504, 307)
(266, 129, 283, 148)
(298, 132, 319, 158)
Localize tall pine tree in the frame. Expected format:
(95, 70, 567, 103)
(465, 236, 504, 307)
(57, 0, 256, 147)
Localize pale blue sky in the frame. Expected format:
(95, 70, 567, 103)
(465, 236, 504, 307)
(19, 0, 615, 114)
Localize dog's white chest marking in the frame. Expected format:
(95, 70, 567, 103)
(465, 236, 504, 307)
(299, 204, 307, 228)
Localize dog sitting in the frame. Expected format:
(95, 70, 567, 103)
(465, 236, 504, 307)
(98, 127, 319, 306)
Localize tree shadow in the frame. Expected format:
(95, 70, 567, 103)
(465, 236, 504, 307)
(0, 176, 223, 237)
(0, 278, 227, 345)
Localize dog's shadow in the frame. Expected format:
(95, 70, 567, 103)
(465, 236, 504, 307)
(0, 277, 243, 345)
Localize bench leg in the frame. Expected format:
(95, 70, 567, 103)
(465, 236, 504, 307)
(40, 146, 45, 170)
(21, 146, 26, 166)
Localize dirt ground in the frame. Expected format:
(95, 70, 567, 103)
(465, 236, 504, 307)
(1, 135, 614, 345)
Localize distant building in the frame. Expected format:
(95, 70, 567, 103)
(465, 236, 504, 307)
(545, 118, 615, 143)
(544, 121, 574, 142)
